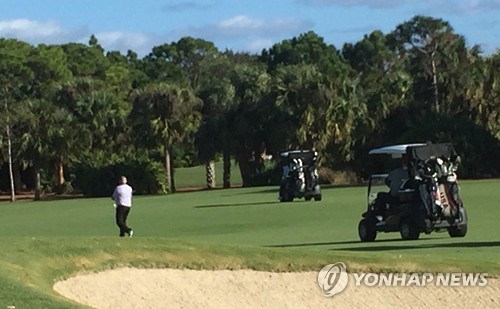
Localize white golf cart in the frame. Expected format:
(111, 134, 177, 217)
(358, 142, 468, 241)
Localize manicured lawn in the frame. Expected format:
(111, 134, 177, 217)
(0, 178, 498, 308)
(173, 159, 243, 188)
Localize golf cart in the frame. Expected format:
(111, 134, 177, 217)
(358, 142, 467, 241)
(278, 150, 322, 202)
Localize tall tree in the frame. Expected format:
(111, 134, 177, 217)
(228, 62, 272, 186)
(388, 16, 463, 114)
(0, 39, 35, 201)
(342, 30, 412, 163)
(61, 41, 110, 79)
(263, 31, 362, 165)
(147, 37, 220, 187)
(21, 44, 74, 193)
(261, 31, 342, 75)
(130, 83, 201, 192)
(195, 53, 235, 188)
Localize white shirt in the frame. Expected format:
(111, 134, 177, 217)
(112, 184, 133, 207)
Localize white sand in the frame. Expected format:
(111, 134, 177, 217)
(54, 268, 500, 309)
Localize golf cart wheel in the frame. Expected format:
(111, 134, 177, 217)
(280, 195, 292, 202)
(358, 219, 376, 242)
(448, 208, 468, 237)
(400, 218, 420, 240)
(279, 188, 293, 202)
(314, 194, 322, 201)
(448, 224, 467, 237)
(305, 196, 312, 201)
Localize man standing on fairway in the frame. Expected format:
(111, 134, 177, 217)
(112, 176, 134, 237)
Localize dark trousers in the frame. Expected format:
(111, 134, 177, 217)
(115, 205, 132, 237)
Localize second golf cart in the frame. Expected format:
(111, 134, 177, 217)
(278, 150, 322, 202)
(358, 142, 467, 241)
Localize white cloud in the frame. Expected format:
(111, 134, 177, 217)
(219, 15, 264, 29)
(0, 19, 59, 37)
(92, 31, 158, 55)
(0, 16, 302, 56)
(0, 18, 86, 43)
(298, 0, 415, 8)
(299, 0, 500, 12)
(246, 38, 275, 53)
(163, 1, 216, 12)
(0, 18, 161, 56)
(447, 0, 500, 14)
(0, 15, 315, 56)
(179, 15, 311, 40)
(164, 15, 313, 53)
(217, 15, 310, 36)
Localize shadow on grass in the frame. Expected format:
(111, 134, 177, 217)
(244, 187, 279, 194)
(220, 183, 349, 196)
(219, 186, 277, 196)
(266, 238, 423, 248)
(194, 201, 281, 208)
(334, 240, 500, 252)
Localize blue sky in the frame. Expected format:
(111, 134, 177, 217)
(0, 0, 498, 56)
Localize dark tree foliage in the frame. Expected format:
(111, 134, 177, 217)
(0, 16, 498, 196)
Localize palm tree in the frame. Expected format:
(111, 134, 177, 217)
(196, 54, 235, 188)
(130, 83, 201, 192)
(228, 63, 271, 186)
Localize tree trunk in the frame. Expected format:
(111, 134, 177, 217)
(56, 161, 65, 194)
(170, 156, 176, 193)
(206, 160, 216, 189)
(34, 172, 41, 201)
(13, 161, 22, 194)
(164, 146, 173, 193)
(431, 53, 439, 113)
(236, 153, 253, 187)
(6, 123, 15, 202)
(223, 149, 231, 188)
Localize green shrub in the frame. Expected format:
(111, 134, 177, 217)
(73, 156, 167, 197)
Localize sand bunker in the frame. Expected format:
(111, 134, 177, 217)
(54, 268, 500, 309)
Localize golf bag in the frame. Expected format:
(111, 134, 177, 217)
(410, 144, 462, 220)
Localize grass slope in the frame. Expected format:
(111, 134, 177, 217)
(0, 179, 498, 308)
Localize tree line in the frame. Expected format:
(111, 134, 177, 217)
(0, 15, 499, 198)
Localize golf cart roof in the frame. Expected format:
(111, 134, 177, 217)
(280, 149, 317, 157)
(369, 143, 426, 155)
(279, 149, 318, 164)
(369, 142, 458, 161)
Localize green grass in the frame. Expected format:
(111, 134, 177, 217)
(174, 159, 243, 188)
(0, 179, 499, 308)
